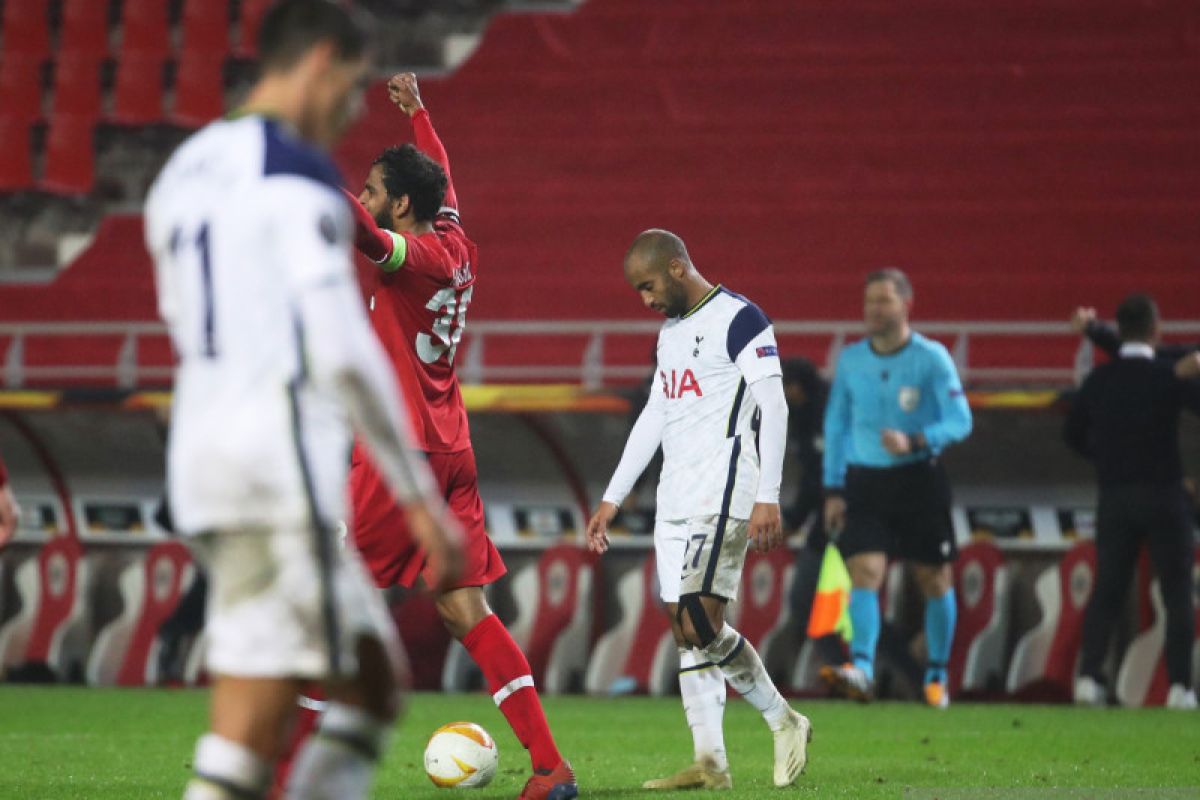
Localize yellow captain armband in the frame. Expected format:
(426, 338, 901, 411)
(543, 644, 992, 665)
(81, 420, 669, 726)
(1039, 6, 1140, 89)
(378, 230, 408, 272)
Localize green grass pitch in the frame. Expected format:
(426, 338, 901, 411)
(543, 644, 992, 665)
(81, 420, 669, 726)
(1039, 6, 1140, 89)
(0, 686, 1197, 798)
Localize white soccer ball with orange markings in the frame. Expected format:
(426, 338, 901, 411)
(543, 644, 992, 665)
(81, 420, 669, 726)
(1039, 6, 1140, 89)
(423, 721, 499, 788)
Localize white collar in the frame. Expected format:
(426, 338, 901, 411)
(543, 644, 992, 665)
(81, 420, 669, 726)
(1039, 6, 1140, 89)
(1118, 342, 1155, 359)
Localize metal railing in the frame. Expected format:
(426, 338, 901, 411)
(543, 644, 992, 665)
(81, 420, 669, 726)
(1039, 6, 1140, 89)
(3, 319, 1199, 390)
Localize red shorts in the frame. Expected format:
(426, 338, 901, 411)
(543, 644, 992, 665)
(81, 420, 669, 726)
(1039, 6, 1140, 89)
(349, 446, 506, 590)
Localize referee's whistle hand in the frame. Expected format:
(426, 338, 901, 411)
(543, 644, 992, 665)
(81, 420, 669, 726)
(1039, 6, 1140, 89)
(586, 501, 618, 555)
(881, 429, 911, 455)
(749, 502, 782, 552)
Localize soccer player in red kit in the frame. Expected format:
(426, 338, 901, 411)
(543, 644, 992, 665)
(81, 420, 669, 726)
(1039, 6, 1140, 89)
(279, 74, 576, 800)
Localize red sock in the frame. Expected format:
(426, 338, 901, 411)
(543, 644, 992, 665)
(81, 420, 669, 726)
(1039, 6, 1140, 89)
(270, 685, 324, 798)
(463, 614, 562, 772)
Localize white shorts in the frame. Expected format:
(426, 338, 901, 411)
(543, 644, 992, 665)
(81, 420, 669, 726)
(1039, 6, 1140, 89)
(193, 526, 401, 680)
(655, 515, 750, 603)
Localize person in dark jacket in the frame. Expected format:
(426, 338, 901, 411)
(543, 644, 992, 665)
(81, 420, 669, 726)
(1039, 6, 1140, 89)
(1065, 293, 1200, 710)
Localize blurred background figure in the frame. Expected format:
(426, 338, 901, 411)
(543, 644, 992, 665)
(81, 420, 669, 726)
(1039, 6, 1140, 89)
(1065, 294, 1200, 711)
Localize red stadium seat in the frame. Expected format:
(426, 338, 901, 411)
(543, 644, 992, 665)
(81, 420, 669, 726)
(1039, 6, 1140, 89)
(0, 536, 90, 680)
(170, 51, 226, 128)
(118, 0, 171, 58)
(181, 0, 231, 57)
(1006, 540, 1097, 700)
(59, 0, 111, 58)
(39, 114, 96, 195)
(234, 0, 275, 58)
(50, 54, 104, 119)
(1, 0, 51, 58)
(948, 541, 1010, 698)
(0, 55, 46, 123)
(0, 117, 35, 191)
(111, 51, 167, 125)
(585, 554, 675, 696)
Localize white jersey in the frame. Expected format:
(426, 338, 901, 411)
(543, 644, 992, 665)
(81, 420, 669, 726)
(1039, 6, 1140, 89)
(145, 115, 363, 535)
(647, 287, 782, 520)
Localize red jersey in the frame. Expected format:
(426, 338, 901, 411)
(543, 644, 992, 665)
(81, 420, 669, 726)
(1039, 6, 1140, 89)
(346, 109, 475, 453)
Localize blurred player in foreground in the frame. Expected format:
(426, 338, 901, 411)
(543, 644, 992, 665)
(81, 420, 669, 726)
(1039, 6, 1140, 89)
(286, 73, 575, 800)
(820, 269, 972, 708)
(145, 2, 461, 798)
(587, 230, 812, 790)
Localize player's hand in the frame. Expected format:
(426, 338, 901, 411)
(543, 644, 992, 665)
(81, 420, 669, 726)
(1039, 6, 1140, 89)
(824, 495, 846, 539)
(881, 429, 911, 455)
(0, 485, 21, 550)
(404, 500, 464, 593)
(1175, 352, 1200, 380)
(585, 501, 618, 555)
(387, 73, 424, 117)
(748, 502, 783, 552)
(1070, 306, 1097, 334)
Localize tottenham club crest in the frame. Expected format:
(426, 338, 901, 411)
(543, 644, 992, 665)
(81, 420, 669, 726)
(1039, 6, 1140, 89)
(898, 386, 921, 412)
(693, 335, 704, 357)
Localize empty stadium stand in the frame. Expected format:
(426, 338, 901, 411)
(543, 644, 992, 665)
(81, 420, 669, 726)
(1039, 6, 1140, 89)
(1, 0, 1197, 387)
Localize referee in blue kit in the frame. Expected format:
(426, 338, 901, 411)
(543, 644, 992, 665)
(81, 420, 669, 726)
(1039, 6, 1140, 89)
(820, 268, 973, 707)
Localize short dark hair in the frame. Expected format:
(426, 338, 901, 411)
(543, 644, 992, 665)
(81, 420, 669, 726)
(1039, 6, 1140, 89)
(865, 267, 913, 301)
(373, 144, 448, 223)
(1116, 293, 1159, 341)
(258, 0, 371, 72)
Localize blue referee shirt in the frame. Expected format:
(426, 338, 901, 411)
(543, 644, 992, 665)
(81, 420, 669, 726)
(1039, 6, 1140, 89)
(823, 331, 973, 490)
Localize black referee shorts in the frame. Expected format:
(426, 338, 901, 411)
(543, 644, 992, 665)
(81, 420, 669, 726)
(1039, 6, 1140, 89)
(839, 459, 957, 565)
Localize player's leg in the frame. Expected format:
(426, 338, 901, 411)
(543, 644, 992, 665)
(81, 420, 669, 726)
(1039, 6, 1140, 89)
(1077, 491, 1140, 703)
(823, 469, 890, 699)
(285, 545, 406, 799)
(643, 520, 731, 791)
(676, 516, 811, 788)
(912, 562, 955, 708)
(1144, 486, 1196, 708)
(184, 675, 301, 799)
(429, 450, 575, 800)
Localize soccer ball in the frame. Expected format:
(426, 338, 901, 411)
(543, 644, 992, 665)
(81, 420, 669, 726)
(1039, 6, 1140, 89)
(423, 721, 499, 788)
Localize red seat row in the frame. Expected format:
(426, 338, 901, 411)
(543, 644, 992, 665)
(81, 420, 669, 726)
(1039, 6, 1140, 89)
(0, 0, 272, 60)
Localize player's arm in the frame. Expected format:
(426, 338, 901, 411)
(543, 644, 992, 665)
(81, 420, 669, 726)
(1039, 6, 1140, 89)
(914, 346, 973, 452)
(586, 384, 666, 554)
(389, 73, 459, 214)
(0, 454, 19, 550)
(341, 188, 397, 264)
(822, 355, 852, 535)
(728, 304, 788, 551)
(277, 181, 462, 587)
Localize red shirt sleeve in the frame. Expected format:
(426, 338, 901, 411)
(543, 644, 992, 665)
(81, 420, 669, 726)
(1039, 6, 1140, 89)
(341, 188, 395, 264)
(411, 108, 458, 213)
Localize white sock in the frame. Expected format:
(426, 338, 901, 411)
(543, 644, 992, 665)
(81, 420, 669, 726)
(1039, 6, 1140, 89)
(702, 625, 791, 731)
(677, 647, 729, 771)
(183, 733, 270, 799)
(285, 703, 391, 800)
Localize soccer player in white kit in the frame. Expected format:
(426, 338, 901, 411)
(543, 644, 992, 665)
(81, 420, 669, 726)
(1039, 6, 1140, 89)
(586, 230, 812, 790)
(144, 3, 461, 798)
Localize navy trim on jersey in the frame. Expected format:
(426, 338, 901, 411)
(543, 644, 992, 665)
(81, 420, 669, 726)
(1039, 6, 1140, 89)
(287, 379, 343, 676)
(726, 378, 746, 438)
(681, 284, 722, 319)
(262, 119, 342, 190)
(702, 434, 742, 594)
(726, 301, 772, 362)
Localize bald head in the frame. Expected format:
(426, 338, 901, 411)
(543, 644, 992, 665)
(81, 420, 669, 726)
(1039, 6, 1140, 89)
(624, 229, 709, 318)
(625, 229, 692, 276)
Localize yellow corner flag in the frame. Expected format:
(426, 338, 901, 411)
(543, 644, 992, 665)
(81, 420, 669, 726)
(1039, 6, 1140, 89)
(807, 544, 853, 642)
